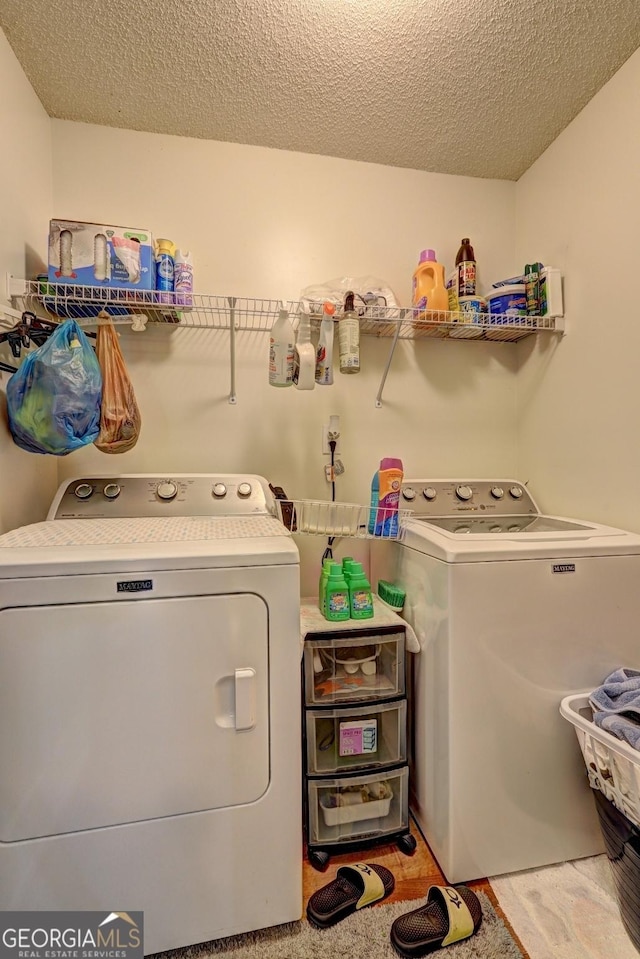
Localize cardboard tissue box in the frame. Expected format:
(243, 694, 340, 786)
(48, 220, 155, 291)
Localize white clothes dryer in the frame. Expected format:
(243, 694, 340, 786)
(375, 478, 640, 883)
(0, 474, 301, 955)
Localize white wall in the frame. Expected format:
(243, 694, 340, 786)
(515, 47, 640, 530)
(0, 29, 56, 532)
(51, 121, 519, 591)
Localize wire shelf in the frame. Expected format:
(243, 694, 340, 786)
(10, 279, 563, 341)
(275, 499, 413, 540)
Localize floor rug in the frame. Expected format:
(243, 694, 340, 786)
(153, 891, 525, 958)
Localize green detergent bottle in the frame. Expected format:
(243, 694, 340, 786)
(318, 558, 333, 615)
(348, 562, 374, 619)
(325, 563, 350, 622)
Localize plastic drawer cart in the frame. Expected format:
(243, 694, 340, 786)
(301, 599, 417, 871)
(561, 693, 640, 952)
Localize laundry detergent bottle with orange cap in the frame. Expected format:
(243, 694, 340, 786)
(412, 249, 449, 317)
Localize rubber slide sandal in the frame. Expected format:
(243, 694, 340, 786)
(390, 885, 482, 956)
(306, 862, 395, 929)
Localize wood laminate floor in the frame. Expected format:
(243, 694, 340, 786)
(302, 817, 529, 956)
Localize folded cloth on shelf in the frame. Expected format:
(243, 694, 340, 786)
(589, 667, 640, 749)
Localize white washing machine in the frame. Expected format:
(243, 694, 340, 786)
(0, 474, 301, 955)
(375, 478, 640, 883)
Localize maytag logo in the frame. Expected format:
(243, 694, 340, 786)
(117, 579, 153, 593)
(0, 911, 143, 959)
(552, 563, 576, 573)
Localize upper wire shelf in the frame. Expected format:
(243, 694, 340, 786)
(8, 278, 564, 342)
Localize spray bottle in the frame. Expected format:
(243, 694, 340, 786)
(174, 250, 194, 309)
(155, 238, 175, 304)
(315, 302, 335, 385)
(339, 291, 360, 374)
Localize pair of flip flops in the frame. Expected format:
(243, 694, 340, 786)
(306, 862, 482, 955)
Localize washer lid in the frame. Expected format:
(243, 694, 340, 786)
(0, 516, 298, 577)
(399, 514, 640, 562)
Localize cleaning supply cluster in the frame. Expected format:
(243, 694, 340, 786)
(412, 237, 564, 328)
(269, 290, 360, 389)
(47, 220, 194, 306)
(319, 557, 374, 621)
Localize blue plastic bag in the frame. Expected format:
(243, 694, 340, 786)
(7, 320, 102, 455)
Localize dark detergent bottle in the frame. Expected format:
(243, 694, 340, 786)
(456, 238, 476, 297)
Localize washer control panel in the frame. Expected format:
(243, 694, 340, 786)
(400, 480, 538, 516)
(49, 475, 272, 520)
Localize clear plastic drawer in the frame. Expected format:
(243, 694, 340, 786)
(303, 630, 405, 706)
(305, 700, 407, 775)
(307, 766, 409, 846)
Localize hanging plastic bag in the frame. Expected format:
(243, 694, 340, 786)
(6, 320, 102, 455)
(94, 319, 141, 454)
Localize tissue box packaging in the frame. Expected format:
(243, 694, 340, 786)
(48, 220, 154, 291)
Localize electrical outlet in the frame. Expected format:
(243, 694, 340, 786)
(322, 417, 341, 455)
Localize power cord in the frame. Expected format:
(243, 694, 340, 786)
(321, 437, 337, 563)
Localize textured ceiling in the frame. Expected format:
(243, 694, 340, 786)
(2, 0, 640, 180)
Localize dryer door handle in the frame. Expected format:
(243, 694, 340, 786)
(234, 667, 256, 730)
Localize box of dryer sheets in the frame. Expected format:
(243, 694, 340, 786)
(48, 220, 155, 291)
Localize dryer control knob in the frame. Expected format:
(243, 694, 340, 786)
(74, 483, 94, 500)
(402, 487, 416, 501)
(103, 483, 121, 500)
(212, 483, 227, 498)
(423, 487, 437, 501)
(509, 486, 524, 499)
(490, 487, 504, 499)
(456, 485, 473, 501)
(238, 482, 252, 498)
(156, 481, 178, 501)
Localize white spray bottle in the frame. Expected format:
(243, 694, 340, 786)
(293, 312, 315, 390)
(315, 301, 335, 385)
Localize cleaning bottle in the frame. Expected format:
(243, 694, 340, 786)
(338, 290, 360, 374)
(269, 308, 296, 387)
(374, 457, 404, 538)
(455, 238, 476, 297)
(367, 470, 380, 534)
(155, 238, 175, 304)
(348, 562, 374, 620)
(293, 312, 315, 390)
(315, 301, 335, 385)
(174, 249, 194, 309)
(324, 562, 350, 622)
(412, 250, 448, 316)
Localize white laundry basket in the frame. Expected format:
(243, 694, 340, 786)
(561, 693, 640, 953)
(560, 693, 640, 829)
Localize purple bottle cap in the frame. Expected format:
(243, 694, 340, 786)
(380, 458, 403, 470)
(419, 249, 436, 263)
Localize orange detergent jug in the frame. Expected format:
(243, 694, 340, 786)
(412, 249, 449, 321)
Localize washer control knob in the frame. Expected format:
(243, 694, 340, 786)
(455, 485, 473, 501)
(509, 486, 524, 499)
(402, 487, 416, 501)
(237, 482, 252, 498)
(212, 483, 227, 498)
(74, 483, 94, 500)
(103, 483, 121, 500)
(156, 480, 178, 501)
(423, 487, 437, 501)
(490, 487, 504, 500)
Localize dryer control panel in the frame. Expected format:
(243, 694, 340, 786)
(400, 479, 539, 517)
(48, 474, 274, 520)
